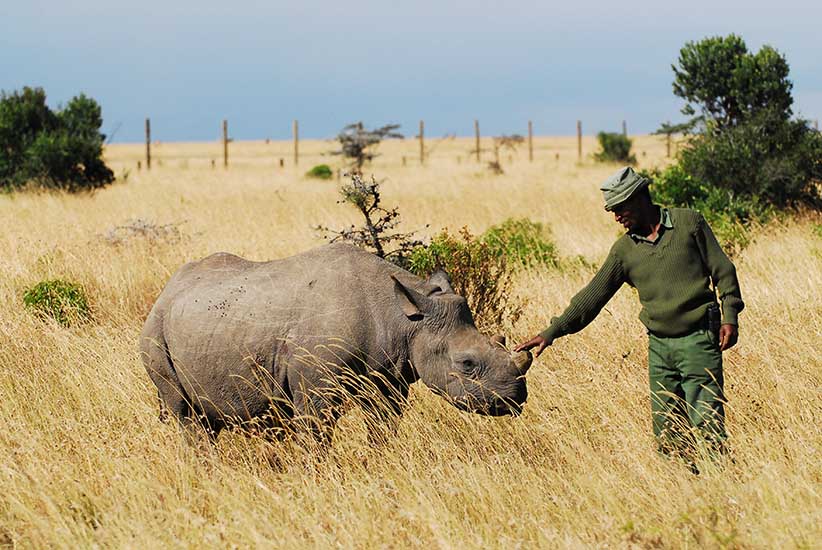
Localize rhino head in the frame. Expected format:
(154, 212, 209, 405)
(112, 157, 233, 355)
(392, 272, 532, 416)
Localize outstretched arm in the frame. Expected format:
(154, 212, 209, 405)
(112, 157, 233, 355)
(515, 251, 625, 357)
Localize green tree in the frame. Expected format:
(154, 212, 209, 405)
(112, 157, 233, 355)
(666, 35, 821, 208)
(0, 86, 114, 191)
(672, 34, 793, 130)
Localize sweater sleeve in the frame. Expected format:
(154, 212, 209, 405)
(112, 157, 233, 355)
(695, 213, 745, 325)
(539, 249, 626, 344)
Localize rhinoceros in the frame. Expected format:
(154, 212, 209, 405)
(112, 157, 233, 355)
(140, 243, 532, 443)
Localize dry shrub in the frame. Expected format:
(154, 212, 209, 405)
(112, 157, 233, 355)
(102, 218, 186, 246)
(407, 226, 523, 332)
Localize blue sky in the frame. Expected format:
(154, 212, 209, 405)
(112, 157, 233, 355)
(3, 0, 820, 143)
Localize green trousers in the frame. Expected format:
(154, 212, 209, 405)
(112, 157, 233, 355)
(648, 329, 727, 456)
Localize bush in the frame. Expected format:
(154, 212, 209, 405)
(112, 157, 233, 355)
(481, 218, 559, 269)
(642, 165, 772, 252)
(594, 132, 636, 164)
(0, 87, 114, 191)
(678, 109, 822, 207)
(407, 227, 522, 332)
(23, 279, 91, 327)
(306, 164, 334, 179)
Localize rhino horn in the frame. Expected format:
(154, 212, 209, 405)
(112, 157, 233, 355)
(513, 350, 533, 375)
(491, 334, 507, 348)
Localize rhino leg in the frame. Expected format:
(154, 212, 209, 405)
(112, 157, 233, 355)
(288, 386, 343, 452)
(141, 335, 190, 422)
(141, 317, 222, 444)
(358, 372, 410, 446)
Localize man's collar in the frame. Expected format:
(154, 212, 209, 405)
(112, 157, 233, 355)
(660, 207, 673, 229)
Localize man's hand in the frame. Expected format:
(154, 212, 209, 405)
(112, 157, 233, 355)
(719, 324, 738, 351)
(514, 335, 551, 357)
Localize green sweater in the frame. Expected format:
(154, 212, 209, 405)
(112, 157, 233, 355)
(539, 207, 744, 343)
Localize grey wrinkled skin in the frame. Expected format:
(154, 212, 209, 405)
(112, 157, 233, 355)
(140, 243, 532, 443)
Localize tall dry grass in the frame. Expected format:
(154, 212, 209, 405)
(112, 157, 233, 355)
(0, 136, 819, 548)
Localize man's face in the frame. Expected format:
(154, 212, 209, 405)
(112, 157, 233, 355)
(612, 195, 642, 231)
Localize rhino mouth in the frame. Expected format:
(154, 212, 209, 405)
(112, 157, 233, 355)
(454, 397, 524, 417)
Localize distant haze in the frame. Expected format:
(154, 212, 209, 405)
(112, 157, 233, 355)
(3, 0, 821, 143)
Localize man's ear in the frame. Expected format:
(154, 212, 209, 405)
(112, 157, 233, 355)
(392, 275, 431, 321)
(425, 269, 454, 295)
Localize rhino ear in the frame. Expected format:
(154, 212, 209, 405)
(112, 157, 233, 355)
(425, 269, 454, 295)
(391, 275, 431, 321)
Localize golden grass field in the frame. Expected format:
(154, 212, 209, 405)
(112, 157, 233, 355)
(1, 135, 820, 548)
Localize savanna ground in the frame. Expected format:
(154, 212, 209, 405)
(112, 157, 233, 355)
(1, 135, 820, 548)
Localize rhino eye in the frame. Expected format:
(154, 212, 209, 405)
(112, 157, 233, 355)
(459, 358, 482, 378)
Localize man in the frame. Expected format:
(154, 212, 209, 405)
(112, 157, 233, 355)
(515, 166, 743, 463)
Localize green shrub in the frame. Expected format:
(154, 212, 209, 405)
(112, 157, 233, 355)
(0, 87, 114, 192)
(481, 218, 559, 269)
(678, 109, 822, 207)
(642, 165, 773, 252)
(23, 279, 91, 327)
(407, 227, 522, 332)
(306, 164, 334, 179)
(643, 164, 709, 207)
(594, 132, 636, 164)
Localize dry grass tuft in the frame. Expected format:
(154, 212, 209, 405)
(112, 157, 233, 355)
(0, 136, 819, 548)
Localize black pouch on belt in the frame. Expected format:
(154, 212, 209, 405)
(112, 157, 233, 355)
(706, 303, 721, 334)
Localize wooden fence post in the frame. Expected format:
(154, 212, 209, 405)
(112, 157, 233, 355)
(419, 120, 425, 165)
(293, 120, 299, 166)
(474, 119, 481, 162)
(145, 118, 151, 170)
(622, 120, 627, 137)
(577, 120, 582, 160)
(528, 120, 533, 162)
(666, 133, 671, 158)
(815, 119, 819, 131)
(222, 120, 228, 168)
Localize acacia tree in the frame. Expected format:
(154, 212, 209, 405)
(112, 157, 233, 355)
(331, 122, 403, 170)
(316, 173, 424, 266)
(485, 134, 524, 174)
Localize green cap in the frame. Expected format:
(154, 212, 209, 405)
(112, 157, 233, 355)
(600, 166, 649, 211)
